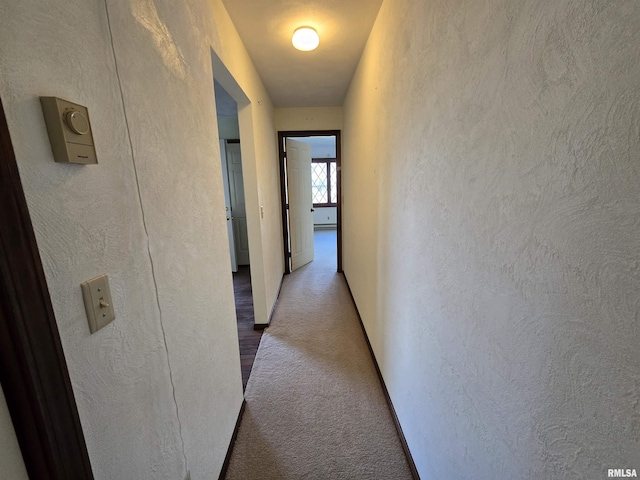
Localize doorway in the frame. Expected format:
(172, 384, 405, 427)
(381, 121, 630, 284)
(278, 130, 342, 274)
(214, 76, 262, 389)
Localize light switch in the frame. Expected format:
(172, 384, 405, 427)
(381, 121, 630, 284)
(40, 96, 98, 164)
(81, 274, 115, 333)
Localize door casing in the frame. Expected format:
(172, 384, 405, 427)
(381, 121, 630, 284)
(278, 130, 342, 274)
(0, 97, 94, 479)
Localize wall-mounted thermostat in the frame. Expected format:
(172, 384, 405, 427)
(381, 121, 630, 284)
(40, 96, 98, 164)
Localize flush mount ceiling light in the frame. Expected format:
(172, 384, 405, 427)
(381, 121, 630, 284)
(292, 27, 319, 51)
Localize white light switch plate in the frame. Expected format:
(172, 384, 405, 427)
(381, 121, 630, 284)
(81, 274, 115, 333)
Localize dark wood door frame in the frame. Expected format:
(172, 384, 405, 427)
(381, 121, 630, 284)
(0, 97, 94, 479)
(278, 130, 342, 274)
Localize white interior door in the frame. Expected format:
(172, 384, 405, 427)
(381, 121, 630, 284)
(226, 142, 250, 265)
(286, 138, 314, 271)
(219, 140, 237, 272)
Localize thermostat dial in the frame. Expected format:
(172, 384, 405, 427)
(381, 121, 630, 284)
(64, 109, 90, 135)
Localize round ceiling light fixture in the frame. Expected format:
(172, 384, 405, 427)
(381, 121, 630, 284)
(292, 26, 319, 51)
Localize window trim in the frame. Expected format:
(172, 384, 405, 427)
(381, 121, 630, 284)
(311, 157, 337, 207)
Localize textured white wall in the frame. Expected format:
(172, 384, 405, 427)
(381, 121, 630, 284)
(313, 207, 337, 225)
(236, 100, 283, 325)
(343, 0, 640, 478)
(0, 0, 280, 478)
(0, 386, 29, 480)
(275, 107, 343, 131)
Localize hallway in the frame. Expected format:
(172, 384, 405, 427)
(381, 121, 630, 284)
(224, 230, 412, 479)
(2, 1, 637, 478)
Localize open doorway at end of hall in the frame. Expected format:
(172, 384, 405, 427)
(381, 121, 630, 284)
(214, 79, 261, 390)
(278, 130, 342, 275)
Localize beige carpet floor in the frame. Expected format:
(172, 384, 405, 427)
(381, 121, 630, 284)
(224, 230, 413, 480)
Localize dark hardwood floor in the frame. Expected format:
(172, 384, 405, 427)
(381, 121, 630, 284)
(232, 266, 262, 390)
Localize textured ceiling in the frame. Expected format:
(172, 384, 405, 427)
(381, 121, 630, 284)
(222, 0, 383, 107)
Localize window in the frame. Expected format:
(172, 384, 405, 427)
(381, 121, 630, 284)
(311, 159, 337, 206)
